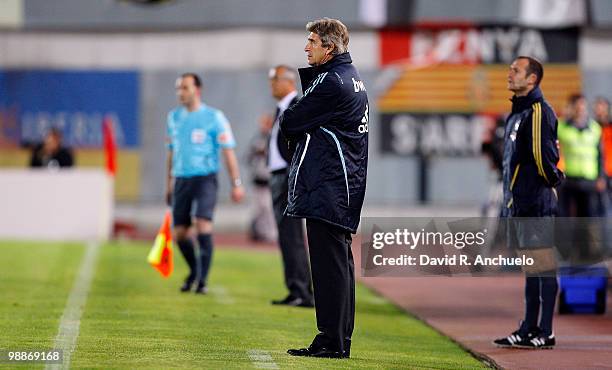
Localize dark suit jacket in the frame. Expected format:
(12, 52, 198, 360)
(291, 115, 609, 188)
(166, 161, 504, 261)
(273, 95, 299, 164)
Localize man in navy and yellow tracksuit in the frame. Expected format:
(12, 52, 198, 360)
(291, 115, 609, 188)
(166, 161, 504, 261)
(494, 56, 564, 349)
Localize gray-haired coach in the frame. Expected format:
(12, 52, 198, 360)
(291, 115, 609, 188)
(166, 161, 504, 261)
(280, 18, 369, 359)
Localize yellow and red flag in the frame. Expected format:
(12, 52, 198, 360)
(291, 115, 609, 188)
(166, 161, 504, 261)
(147, 210, 173, 277)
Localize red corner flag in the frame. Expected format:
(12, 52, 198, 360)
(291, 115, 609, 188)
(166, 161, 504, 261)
(147, 210, 174, 278)
(102, 116, 117, 176)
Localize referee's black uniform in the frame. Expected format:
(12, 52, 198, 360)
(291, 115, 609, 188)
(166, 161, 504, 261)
(280, 51, 368, 357)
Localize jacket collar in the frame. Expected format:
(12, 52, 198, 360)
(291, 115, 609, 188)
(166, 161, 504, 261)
(298, 52, 352, 91)
(511, 86, 543, 113)
(314, 52, 352, 73)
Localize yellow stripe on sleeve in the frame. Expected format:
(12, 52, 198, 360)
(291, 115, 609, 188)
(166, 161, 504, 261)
(510, 164, 520, 190)
(532, 103, 549, 183)
(532, 102, 540, 176)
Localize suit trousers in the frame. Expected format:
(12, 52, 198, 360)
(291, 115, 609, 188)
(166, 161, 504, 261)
(306, 218, 354, 353)
(270, 170, 313, 301)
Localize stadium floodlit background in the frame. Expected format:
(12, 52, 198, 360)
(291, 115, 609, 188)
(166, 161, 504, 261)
(1, 0, 612, 369)
(2, 0, 612, 206)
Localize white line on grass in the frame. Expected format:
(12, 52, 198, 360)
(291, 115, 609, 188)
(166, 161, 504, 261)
(46, 241, 100, 370)
(209, 285, 235, 304)
(247, 350, 279, 369)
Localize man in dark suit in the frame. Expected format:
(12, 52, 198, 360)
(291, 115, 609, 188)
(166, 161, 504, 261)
(267, 65, 314, 308)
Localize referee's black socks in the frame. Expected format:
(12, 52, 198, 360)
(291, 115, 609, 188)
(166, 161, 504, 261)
(197, 233, 214, 285)
(177, 238, 197, 283)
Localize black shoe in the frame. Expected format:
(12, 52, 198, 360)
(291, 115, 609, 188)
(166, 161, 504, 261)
(180, 278, 194, 292)
(297, 299, 315, 308)
(493, 328, 538, 348)
(309, 347, 344, 358)
(287, 346, 344, 358)
(194, 282, 208, 294)
(271, 296, 304, 306)
(343, 341, 351, 358)
(287, 347, 311, 357)
(515, 333, 555, 349)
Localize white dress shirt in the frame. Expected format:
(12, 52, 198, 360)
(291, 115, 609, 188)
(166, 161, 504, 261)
(268, 90, 298, 172)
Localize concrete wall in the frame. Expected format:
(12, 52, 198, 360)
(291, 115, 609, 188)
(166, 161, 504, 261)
(21, 0, 363, 30)
(0, 169, 113, 241)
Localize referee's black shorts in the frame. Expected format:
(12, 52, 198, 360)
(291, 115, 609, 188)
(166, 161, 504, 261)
(172, 174, 218, 227)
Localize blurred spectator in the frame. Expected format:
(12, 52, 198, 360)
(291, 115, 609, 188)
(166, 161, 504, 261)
(480, 115, 507, 264)
(481, 115, 505, 181)
(481, 115, 505, 217)
(29, 128, 74, 168)
(246, 114, 277, 242)
(594, 96, 611, 214)
(557, 94, 604, 217)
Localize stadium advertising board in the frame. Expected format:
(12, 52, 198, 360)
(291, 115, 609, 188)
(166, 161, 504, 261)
(0, 70, 139, 149)
(378, 27, 580, 156)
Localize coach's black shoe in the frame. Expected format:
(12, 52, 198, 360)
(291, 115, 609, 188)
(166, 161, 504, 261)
(194, 282, 208, 294)
(515, 333, 555, 349)
(297, 299, 315, 308)
(343, 340, 351, 358)
(287, 347, 311, 356)
(309, 347, 344, 358)
(271, 295, 292, 305)
(272, 295, 304, 306)
(493, 329, 534, 348)
(287, 346, 344, 358)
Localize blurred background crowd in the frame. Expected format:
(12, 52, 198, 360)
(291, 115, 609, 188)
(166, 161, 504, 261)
(1, 0, 612, 237)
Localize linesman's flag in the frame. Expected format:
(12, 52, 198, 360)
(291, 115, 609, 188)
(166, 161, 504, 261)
(147, 210, 174, 277)
(102, 116, 118, 176)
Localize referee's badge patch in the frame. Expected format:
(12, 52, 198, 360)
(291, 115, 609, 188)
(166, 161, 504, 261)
(191, 129, 206, 144)
(218, 121, 235, 145)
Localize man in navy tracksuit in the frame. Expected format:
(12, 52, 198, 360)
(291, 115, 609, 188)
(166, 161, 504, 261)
(494, 56, 564, 349)
(280, 18, 368, 359)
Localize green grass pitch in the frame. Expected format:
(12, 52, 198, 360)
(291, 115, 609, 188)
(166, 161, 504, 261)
(0, 241, 486, 369)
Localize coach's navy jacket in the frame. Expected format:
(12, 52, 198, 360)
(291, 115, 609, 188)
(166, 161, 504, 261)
(279, 52, 368, 233)
(502, 87, 563, 217)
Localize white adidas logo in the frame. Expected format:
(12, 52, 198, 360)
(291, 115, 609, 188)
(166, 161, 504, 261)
(352, 77, 366, 93)
(358, 104, 369, 133)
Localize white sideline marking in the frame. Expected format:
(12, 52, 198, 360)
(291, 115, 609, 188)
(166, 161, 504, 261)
(46, 241, 100, 370)
(209, 285, 235, 305)
(247, 350, 279, 369)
